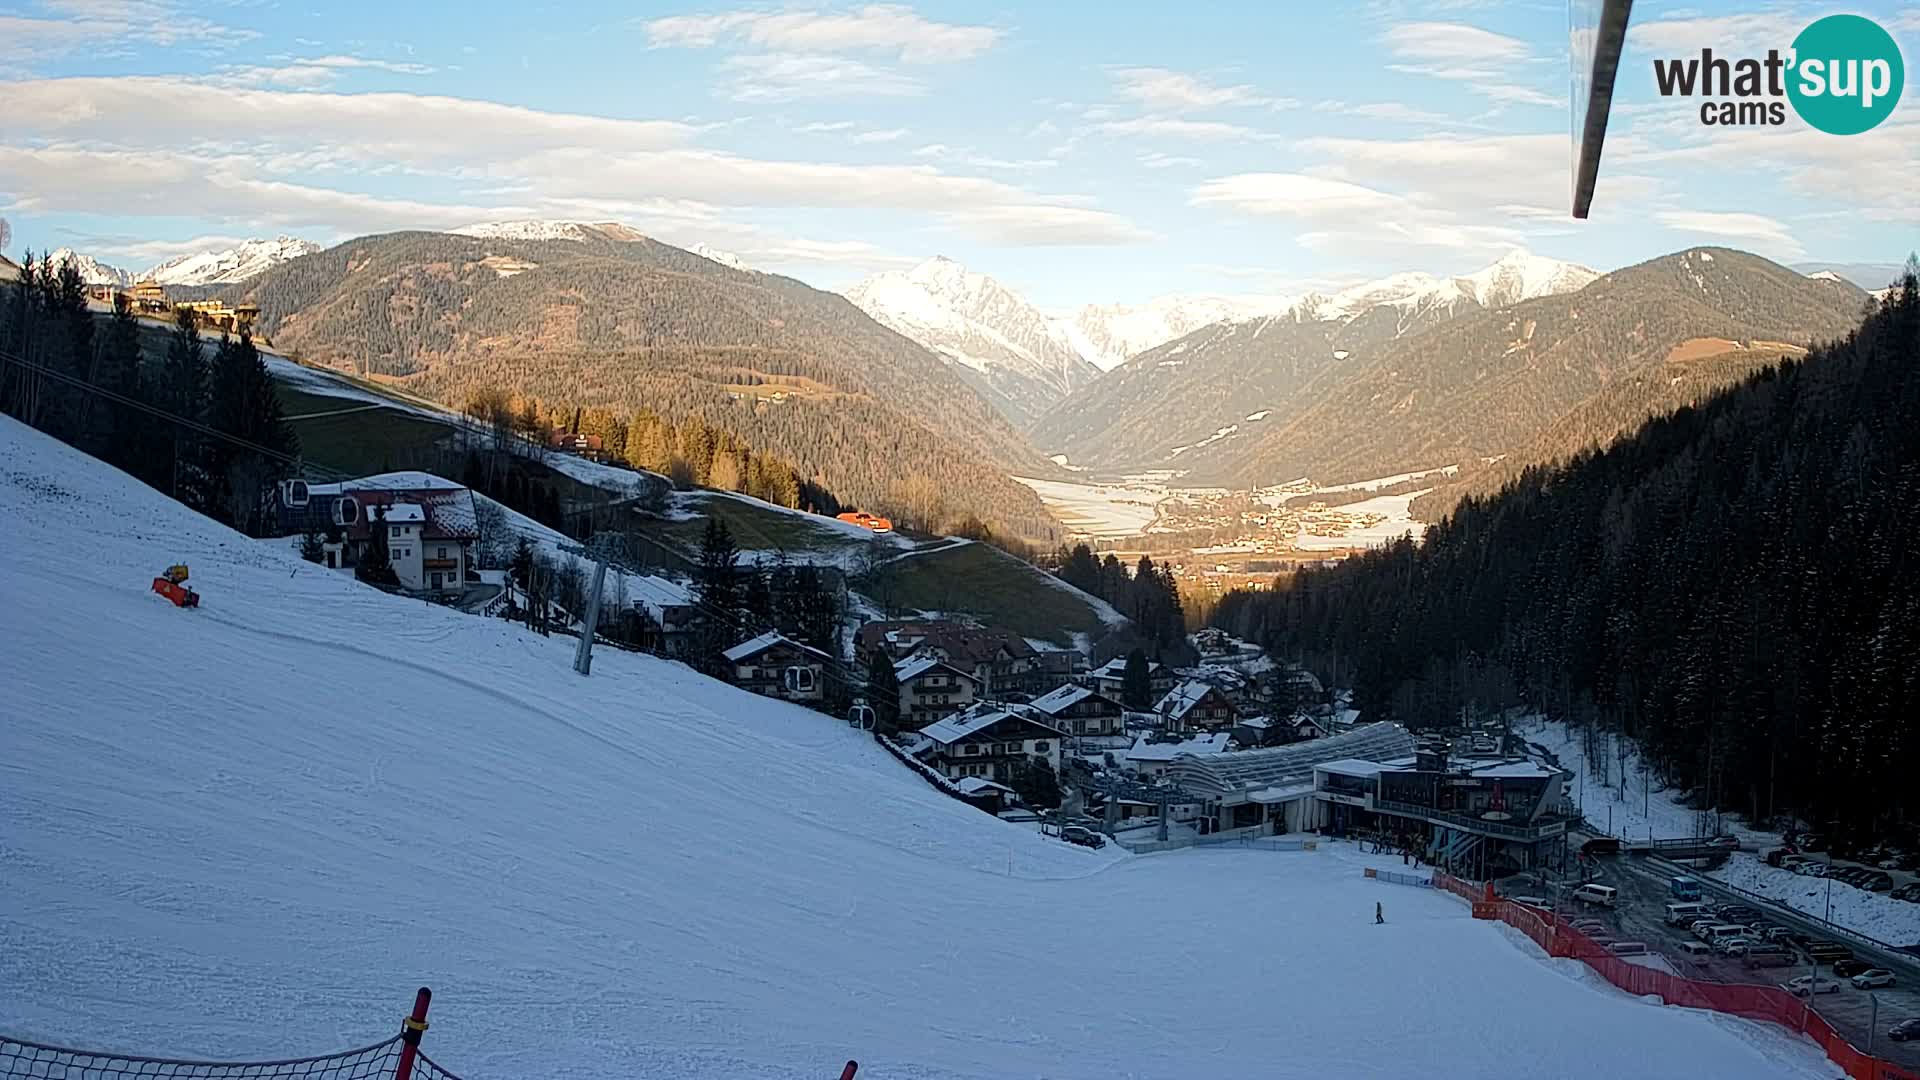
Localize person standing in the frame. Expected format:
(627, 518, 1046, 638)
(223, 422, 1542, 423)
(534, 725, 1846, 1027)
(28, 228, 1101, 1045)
(1376, 901, 1385, 925)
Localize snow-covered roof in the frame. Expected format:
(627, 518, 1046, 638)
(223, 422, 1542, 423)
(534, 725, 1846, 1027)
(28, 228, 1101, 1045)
(955, 777, 1014, 797)
(1154, 679, 1225, 720)
(895, 655, 969, 683)
(1127, 732, 1231, 763)
(377, 502, 426, 524)
(1166, 723, 1415, 797)
(1090, 656, 1163, 680)
(721, 632, 832, 664)
(627, 574, 692, 612)
(1028, 683, 1113, 716)
(1248, 781, 1318, 804)
(920, 706, 1061, 746)
(1466, 760, 1561, 780)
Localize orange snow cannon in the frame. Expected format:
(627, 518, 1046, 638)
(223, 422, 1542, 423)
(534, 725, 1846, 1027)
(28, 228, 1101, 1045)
(152, 565, 199, 608)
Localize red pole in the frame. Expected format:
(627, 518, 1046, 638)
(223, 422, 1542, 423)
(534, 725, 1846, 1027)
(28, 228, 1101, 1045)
(394, 986, 432, 1080)
(839, 1061, 859, 1080)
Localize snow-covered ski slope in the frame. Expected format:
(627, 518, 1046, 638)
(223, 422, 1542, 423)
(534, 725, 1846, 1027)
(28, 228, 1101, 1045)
(0, 417, 1833, 1079)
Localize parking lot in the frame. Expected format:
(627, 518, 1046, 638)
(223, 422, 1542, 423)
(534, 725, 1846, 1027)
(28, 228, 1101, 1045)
(1498, 855, 1920, 1070)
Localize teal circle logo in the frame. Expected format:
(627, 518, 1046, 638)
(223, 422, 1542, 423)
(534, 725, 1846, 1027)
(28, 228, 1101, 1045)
(1787, 14, 1904, 135)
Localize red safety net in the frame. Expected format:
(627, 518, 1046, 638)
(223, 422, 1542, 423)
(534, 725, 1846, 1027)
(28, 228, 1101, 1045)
(1489, 899, 1920, 1080)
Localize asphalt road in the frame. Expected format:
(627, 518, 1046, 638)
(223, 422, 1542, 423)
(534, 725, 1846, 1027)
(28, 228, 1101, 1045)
(1498, 856, 1920, 1071)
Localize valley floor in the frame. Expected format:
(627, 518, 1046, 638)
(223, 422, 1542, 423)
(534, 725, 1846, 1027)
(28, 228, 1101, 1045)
(0, 416, 1838, 1079)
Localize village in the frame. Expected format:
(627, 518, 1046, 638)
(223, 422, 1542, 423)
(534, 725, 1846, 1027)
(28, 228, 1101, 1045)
(262, 465, 1577, 872)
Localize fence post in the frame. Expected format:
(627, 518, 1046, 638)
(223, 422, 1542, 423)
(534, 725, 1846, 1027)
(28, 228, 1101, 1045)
(394, 986, 432, 1080)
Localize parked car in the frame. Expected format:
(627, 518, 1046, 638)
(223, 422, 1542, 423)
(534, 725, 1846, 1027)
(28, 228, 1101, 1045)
(1765, 847, 1795, 868)
(1808, 944, 1855, 963)
(1832, 959, 1874, 978)
(1783, 976, 1842, 996)
(1891, 883, 1920, 903)
(1746, 949, 1795, 969)
(1852, 970, 1896, 989)
(1679, 941, 1713, 957)
(1607, 941, 1648, 955)
(1766, 927, 1799, 944)
(1709, 835, 1740, 849)
(1794, 862, 1829, 877)
(1859, 871, 1894, 892)
(1716, 937, 1756, 956)
(1779, 854, 1809, 870)
(1060, 826, 1105, 849)
(1889, 1018, 1920, 1042)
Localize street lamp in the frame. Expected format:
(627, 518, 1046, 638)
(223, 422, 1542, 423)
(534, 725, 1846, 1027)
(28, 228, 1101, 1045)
(1868, 990, 1879, 1055)
(1825, 850, 1834, 923)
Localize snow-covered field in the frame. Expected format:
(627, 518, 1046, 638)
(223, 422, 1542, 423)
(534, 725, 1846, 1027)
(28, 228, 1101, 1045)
(1011, 475, 1168, 538)
(0, 416, 1839, 1079)
(1714, 856, 1920, 946)
(1293, 490, 1429, 551)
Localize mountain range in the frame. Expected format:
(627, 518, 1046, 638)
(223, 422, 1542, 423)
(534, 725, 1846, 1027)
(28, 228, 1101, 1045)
(843, 257, 1101, 427)
(43, 237, 322, 287)
(220, 228, 1062, 541)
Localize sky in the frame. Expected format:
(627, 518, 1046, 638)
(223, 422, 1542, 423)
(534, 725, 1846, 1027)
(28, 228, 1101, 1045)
(1, 0, 1915, 309)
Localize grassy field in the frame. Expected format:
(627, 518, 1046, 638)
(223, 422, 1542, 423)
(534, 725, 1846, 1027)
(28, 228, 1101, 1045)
(276, 386, 459, 479)
(880, 541, 1113, 646)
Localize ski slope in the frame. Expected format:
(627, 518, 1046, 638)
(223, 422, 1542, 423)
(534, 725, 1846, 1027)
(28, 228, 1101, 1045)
(0, 416, 1834, 1080)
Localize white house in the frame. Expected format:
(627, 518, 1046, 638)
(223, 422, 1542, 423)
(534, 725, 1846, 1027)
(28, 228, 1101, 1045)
(1155, 679, 1239, 732)
(894, 655, 979, 729)
(914, 705, 1064, 783)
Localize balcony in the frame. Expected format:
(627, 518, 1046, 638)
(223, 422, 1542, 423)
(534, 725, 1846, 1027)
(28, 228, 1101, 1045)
(423, 557, 459, 570)
(1372, 797, 1570, 841)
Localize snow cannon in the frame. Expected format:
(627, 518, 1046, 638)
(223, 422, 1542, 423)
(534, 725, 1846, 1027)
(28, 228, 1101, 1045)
(152, 564, 199, 608)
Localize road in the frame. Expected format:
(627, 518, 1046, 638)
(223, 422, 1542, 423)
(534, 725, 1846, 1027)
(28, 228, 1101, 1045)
(1500, 855, 1920, 1071)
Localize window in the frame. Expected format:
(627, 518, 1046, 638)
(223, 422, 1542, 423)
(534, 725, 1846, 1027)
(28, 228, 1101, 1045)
(1034, 741, 1050, 752)
(965, 744, 980, 756)
(391, 525, 402, 538)
(437, 546, 448, 558)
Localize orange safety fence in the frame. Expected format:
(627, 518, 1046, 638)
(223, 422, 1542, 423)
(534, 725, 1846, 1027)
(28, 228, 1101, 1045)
(1486, 899, 1920, 1080)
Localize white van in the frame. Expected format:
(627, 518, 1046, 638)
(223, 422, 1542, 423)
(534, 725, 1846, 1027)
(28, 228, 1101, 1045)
(1572, 884, 1617, 908)
(1665, 902, 1709, 926)
(1679, 941, 1712, 957)
(1705, 924, 1749, 946)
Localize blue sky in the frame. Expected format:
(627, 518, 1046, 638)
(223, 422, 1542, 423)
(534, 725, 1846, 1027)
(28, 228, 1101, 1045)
(2, 0, 1914, 308)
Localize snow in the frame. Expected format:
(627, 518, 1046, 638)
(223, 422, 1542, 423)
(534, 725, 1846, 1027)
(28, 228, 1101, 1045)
(1292, 491, 1429, 551)
(1010, 476, 1168, 539)
(1245, 410, 1270, 421)
(720, 630, 799, 662)
(1055, 292, 1297, 371)
(1126, 732, 1231, 762)
(451, 219, 636, 242)
(376, 502, 426, 523)
(144, 237, 321, 286)
(688, 243, 756, 273)
(1712, 856, 1920, 947)
(0, 415, 1848, 1080)
(45, 247, 133, 287)
(1519, 717, 1775, 847)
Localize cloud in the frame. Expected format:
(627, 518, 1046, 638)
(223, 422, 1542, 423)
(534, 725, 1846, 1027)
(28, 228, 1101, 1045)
(216, 54, 439, 89)
(93, 233, 252, 262)
(1655, 210, 1804, 258)
(1383, 20, 1559, 108)
(1626, 12, 1804, 54)
(795, 120, 856, 133)
(1384, 21, 1531, 63)
(1109, 67, 1282, 112)
(1313, 100, 1456, 125)
(644, 4, 999, 62)
(941, 204, 1155, 246)
(1140, 152, 1202, 169)
(716, 53, 925, 101)
(1191, 174, 1406, 218)
(3, 77, 694, 166)
(1092, 116, 1273, 141)
(850, 127, 910, 143)
(0, 0, 257, 64)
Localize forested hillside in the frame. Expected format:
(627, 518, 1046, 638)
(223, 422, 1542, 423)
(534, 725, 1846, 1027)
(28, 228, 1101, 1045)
(226, 230, 1060, 541)
(1219, 249, 1867, 492)
(1213, 267, 1919, 841)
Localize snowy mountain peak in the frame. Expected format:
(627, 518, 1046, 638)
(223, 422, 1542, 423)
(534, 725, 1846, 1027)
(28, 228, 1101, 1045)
(688, 243, 756, 273)
(45, 248, 133, 288)
(1459, 251, 1599, 308)
(450, 220, 648, 243)
(1057, 294, 1302, 372)
(143, 236, 323, 286)
(843, 257, 1100, 425)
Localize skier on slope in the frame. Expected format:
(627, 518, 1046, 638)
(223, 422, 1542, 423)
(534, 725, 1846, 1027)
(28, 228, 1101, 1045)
(1376, 901, 1385, 925)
